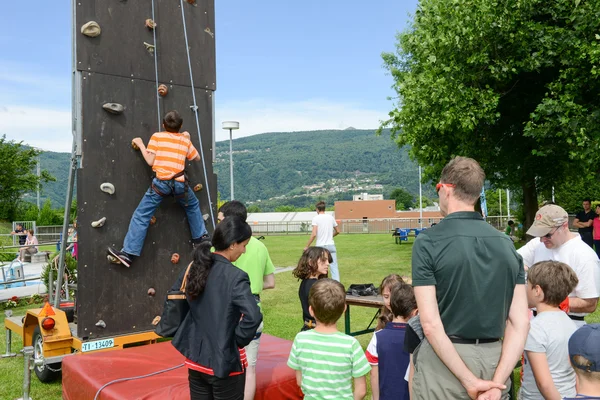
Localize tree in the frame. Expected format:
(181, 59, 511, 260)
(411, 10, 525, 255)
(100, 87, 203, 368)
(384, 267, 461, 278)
(0, 136, 55, 221)
(381, 0, 600, 230)
(389, 187, 415, 210)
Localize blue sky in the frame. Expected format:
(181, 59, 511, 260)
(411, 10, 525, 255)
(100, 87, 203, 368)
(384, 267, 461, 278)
(0, 1, 417, 152)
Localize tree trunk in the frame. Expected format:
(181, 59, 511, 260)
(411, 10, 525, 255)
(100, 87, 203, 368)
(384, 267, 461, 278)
(521, 177, 538, 234)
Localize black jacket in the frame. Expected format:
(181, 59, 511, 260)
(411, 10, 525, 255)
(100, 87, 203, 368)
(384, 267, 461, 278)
(171, 254, 262, 378)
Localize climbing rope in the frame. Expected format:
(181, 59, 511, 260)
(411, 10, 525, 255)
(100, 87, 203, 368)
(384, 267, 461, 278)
(178, 0, 217, 230)
(150, 0, 161, 131)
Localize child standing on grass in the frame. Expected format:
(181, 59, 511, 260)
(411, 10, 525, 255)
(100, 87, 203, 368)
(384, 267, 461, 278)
(292, 247, 331, 331)
(375, 274, 405, 331)
(520, 260, 579, 400)
(366, 281, 417, 400)
(287, 279, 371, 400)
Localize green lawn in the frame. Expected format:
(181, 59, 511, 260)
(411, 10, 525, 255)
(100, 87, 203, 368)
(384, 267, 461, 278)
(1, 233, 598, 399)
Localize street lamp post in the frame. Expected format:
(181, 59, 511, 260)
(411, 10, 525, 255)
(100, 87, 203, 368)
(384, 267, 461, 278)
(222, 121, 239, 200)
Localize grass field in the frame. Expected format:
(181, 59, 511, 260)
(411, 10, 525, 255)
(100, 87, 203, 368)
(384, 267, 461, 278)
(1, 233, 599, 399)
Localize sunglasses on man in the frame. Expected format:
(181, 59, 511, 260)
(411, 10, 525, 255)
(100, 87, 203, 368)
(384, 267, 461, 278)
(436, 183, 456, 193)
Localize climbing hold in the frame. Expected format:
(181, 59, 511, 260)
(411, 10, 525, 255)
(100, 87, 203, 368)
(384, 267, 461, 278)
(81, 21, 101, 37)
(148, 288, 156, 296)
(152, 316, 161, 326)
(145, 19, 157, 30)
(158, 84, 168, 96)
(107, 255, 120, 264)
(193, 183, 203, 192)
(150, 216, 157, 225)
(91, 217, 106, 228)
(204, 27, 214, 38)
(95, 320, 106, 329)
(143, 42, 155, 54)
(102, 103, 124, 114)
(131, 140, 139, 150)
(203, 214, 209, 221)
(171, 253, 180, 264)
(186, 0, 196, 4)
(100, 182, 115, 195)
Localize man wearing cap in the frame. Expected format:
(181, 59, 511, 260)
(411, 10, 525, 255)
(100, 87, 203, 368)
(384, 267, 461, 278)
(564, 324, 600, 399)
(411, 156, 529, 400)
(518, 204, 600, 327)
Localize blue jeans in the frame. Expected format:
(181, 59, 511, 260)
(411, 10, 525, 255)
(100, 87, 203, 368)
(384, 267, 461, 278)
(323, 244, 339, 282)
(122, 178, 207, 256)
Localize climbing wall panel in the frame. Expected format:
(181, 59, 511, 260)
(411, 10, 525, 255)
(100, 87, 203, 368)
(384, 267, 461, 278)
(75, 0, 217, 339)
(77, 74, 216, 339)
(76, 0, 216, 90)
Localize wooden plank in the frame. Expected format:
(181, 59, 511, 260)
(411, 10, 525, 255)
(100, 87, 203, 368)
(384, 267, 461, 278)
(76, 0, 216, 89)
(345, 295, 384, 308)
(76, 73, 217, 339)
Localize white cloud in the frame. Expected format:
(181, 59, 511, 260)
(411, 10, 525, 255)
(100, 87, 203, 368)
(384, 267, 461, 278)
(214, 98, 387, 142)
(0, 106, 72, 152)
(0, 98, 388, 153)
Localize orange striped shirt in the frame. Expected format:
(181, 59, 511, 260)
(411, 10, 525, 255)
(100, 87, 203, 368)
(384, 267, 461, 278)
(147, 131, 199, 182)
(185, 348, 247, 376)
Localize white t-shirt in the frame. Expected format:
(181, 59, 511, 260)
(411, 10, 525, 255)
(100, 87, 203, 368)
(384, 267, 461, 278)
(519, 311, 577, 400)
(517, 236, 600, 317)
(312, 213, 338, 246)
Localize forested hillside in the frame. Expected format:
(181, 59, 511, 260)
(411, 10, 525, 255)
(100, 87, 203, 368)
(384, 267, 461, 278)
(36, 129, 436, 211)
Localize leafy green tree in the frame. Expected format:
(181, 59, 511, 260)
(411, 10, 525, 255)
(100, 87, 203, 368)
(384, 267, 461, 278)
(275, 205, 296, 212)
(0, 136, 55, 220)
(38, 199, 62, 226)
(247, 204, 262, 213)
(389, 187, 415, 210)
(554, 174, 600, 214)
(381, 0, 600, 230)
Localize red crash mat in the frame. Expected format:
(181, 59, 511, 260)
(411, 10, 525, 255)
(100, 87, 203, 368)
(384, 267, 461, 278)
(62, 334, 303, 400)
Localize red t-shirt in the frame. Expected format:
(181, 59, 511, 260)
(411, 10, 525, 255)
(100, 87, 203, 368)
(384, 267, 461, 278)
(593, 217, 600, 240)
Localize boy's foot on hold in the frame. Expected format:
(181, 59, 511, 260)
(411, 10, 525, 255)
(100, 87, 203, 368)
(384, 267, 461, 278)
(107, 247, 133, 268)
(192, 234, 210, 249)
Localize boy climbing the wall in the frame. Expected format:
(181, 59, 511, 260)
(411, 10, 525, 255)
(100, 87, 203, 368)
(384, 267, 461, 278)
(107, 110, 208, 267)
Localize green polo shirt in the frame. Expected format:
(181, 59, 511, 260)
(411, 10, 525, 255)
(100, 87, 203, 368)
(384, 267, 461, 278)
(412, 211, 525, 339)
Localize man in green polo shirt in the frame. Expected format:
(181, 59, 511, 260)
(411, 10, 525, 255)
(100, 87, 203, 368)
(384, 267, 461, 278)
(411, 156, 529, 400)
(218, 201, 275, 400)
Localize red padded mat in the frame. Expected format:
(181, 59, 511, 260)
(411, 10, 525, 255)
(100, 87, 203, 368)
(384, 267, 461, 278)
(62, 334, 303, 400)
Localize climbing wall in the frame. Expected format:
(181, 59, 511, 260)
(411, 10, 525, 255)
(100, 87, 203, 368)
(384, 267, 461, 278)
(75, 0, 217, 339)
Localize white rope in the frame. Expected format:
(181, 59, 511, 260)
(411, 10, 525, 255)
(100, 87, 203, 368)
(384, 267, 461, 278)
(178, 0, 216, 230)
(151, 0, 161, 131)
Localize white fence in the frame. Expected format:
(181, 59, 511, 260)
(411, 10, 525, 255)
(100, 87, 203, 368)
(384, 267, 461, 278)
(249, 216, 514, 235)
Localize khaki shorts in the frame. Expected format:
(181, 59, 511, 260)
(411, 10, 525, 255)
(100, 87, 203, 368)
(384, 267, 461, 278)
(244, 321, 263, 367)
(412, 338, 511, 400)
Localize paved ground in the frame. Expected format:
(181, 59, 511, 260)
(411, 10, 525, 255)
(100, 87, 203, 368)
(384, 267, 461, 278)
(274, 266, 294, 274)
(0, 260, 47, 301)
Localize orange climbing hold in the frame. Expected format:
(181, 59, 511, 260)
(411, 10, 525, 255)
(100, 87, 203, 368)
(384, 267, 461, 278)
(171, 254, 180, 264)
(193, 183, 203, 192)
(158, 84, 168, 96)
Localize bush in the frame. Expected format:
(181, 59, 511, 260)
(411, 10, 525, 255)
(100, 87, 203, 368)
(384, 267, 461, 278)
(41, 252, 77, 296)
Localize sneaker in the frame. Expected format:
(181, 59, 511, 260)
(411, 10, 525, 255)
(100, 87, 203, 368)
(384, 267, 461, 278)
(192, 234, 210, 249)
(107, 247, 133, 267)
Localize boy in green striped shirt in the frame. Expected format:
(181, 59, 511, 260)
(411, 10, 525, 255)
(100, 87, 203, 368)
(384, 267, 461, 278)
(287, 279, 371, 399)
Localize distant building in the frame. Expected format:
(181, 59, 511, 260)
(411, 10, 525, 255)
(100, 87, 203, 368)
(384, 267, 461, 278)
(352, 192, 384, 201)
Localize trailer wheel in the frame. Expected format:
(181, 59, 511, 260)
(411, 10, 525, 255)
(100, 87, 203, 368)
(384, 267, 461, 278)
(32, 326, 62, 382)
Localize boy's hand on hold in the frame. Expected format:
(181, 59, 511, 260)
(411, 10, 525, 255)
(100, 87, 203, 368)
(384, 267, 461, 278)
(132, 137, 144, 150)
(181, 131, 190, 138)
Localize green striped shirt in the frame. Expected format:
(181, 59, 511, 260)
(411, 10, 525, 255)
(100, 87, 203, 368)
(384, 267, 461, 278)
(287, 330, 371, 399)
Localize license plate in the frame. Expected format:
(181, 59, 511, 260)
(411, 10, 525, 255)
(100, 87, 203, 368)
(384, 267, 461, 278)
(81, 338, 115, 352)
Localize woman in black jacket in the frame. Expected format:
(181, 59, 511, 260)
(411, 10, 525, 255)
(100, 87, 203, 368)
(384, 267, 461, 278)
(172, 217, 262, 400)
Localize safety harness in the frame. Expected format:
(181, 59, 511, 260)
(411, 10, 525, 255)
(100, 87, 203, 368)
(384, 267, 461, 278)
(151, 170, 190, 206)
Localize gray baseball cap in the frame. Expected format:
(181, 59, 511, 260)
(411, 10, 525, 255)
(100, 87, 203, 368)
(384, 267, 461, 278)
(526, 204, 569, 237)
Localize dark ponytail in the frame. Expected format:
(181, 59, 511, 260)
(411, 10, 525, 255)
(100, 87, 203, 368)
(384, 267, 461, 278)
(186, 241, 213, 299)
(186, 217, 252, 299)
